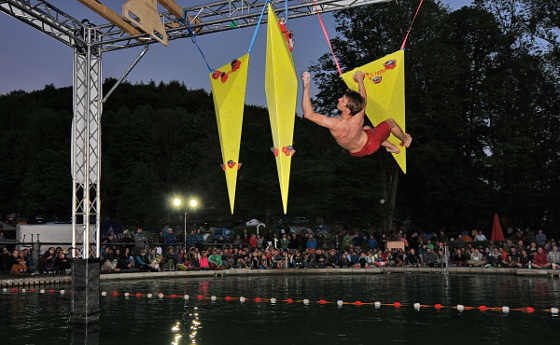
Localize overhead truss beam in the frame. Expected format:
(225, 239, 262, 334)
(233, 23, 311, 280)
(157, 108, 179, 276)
(2, 0, 392, 52)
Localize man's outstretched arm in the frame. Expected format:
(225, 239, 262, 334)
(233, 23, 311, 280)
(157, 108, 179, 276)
(354, 71, 367, 106)
(301, 71, 336, 128)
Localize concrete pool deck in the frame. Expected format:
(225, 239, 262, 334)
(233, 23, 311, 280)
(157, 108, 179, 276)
(2, 267, 559, 288)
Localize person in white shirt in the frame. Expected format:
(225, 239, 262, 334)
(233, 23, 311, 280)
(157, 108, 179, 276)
(474, 230, 487, 242)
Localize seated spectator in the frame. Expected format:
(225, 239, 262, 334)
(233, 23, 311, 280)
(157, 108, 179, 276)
(357, 252, 368, 268)
(53, 250, 71, 274)
(135, 249, 158, 272)
(115, 248, 133, 269)
(467, 249, 486, 267)
(547, 246, 560, 269)
(451, 248, 467, 267)
(325, 249, 339, 268)
(235, 249, 250, 268)
(162, 247, 179, 270)
(9, 249, 28, 276)
(40, 247, 56, 273)
(532, 247, 551, 269)
(312, 249, 327, 269)
(405, 248, 421, 267)
(423, 248, 438, 267)
(199, 251, 210, 270)
(100, 247, 120, 272)
(507, 247, 520, 268)
(208, 249, 225, 270)
(293, 250, 304, 268)
(518, 250, 531, 268)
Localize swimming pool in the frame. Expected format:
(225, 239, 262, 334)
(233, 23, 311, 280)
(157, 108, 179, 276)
(2, 273, 560, 344)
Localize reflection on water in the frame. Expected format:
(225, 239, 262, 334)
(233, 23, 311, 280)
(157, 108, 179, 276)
(1, 274, 560, 345)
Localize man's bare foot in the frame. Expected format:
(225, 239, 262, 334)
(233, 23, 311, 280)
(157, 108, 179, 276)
(404, 134, 412, 148)
(385, 146, 400, 154)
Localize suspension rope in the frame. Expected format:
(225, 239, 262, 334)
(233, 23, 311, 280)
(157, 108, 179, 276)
(248, 0, 270, 54)
(182, 9, 213, 72)
(285, 0, 288, 26)
(312, 0, 342, 77)
(400, 0, 424, 50)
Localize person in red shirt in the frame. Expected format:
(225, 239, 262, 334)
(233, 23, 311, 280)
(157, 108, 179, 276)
(532, 247, 551, 269)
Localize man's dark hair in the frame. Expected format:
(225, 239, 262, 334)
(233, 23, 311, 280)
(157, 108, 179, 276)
(344, 89, 366, 115)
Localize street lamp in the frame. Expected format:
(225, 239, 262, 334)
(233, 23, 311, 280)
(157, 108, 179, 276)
(174, 198, 198, 249)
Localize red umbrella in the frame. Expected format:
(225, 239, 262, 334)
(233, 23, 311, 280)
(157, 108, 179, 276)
(491, 213, 505, 241)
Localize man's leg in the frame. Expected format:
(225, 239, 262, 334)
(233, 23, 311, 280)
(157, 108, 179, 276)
(383, 118, 412, 153)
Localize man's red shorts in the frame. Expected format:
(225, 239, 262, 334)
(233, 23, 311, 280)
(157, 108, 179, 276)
(349, 121, 391, 157)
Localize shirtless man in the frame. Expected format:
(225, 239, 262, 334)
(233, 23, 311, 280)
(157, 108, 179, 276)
(301, 71, 411, 156)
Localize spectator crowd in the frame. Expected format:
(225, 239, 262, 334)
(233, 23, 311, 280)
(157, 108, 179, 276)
(2, 227, 559, 276)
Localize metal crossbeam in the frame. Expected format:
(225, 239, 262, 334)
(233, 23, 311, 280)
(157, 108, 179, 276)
(0, 0, 86, 47)
(94, 0, 392, 52)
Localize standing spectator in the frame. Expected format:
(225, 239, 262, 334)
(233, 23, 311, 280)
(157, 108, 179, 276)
(536, 230, 547, 247)
(1, 248, 11, 274)
(280, 234, 290, 250)
(316, 234, 326, 250)
(0, 231, 6, 246)
(187, 230, 197, 249)
(342, 233, 352, 252)
(332, 234, 341, 251)
(368, 235, 378, 250)
(456, 234, 465, 249)
(134, 228, 147, 254)
(249, 234, 258, 250)
(164, 228, 177, 248)
(474, 230, 487, 242)
(307, 235, 317, 253)
(256, 234, 264, 249)
(195, 228, 205, 252)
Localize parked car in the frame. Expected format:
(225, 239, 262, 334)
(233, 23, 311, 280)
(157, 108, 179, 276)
(212, 227, 233, 243)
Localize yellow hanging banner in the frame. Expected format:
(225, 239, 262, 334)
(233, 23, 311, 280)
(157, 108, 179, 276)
(210, 54, 250, 213)
(342, 50, 407, 173)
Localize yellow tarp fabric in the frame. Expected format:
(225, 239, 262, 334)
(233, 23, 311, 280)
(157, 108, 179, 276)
(342, 50, 407, 173)
(210, 53, 250, 214)
(265, 4, 298, 214)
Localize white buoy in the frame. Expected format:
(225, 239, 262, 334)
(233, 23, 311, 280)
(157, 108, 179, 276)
(374, 301, 381, 309)
(184, 294, 189, 300)
(414, 303, 421, 310)
(502, 306, 510, 314)
(211, 295, 217, 301)
(270, 298, 277, 304)
(40, 289, 46, 294)
(337, 300, 343, 306)
(124, 292, 129, 297)
(158, 293, 164, 299)
(240, 296, 246, 303)
(457, 305, 464, 312)
(21, 288, 26, 293)
(2, 288, 7, 293)
(551, 308, 559, 314)
(60, 290, 65, 295)
(147, 293, 153, 298)
(101, 291, 107, 296)
(303, 299, 310, 305)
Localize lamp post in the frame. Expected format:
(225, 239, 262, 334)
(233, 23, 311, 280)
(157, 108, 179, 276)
(173, 198, 198, 249)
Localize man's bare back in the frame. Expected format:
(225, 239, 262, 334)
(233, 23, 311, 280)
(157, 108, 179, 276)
(301, 71, 411, 156)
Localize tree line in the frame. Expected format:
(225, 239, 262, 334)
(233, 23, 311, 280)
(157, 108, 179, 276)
(0, 0, 558, 234)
